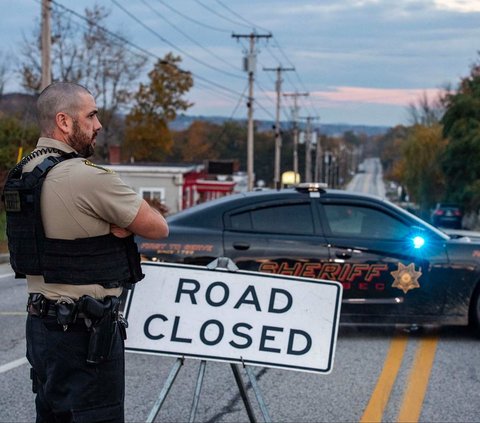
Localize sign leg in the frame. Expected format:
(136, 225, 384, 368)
(189, 360, 207, 423)
(231, 363, 257, 423)
(146, 357, 184, 423)
(244, 366, 272, 423)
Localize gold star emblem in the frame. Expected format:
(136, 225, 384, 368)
(391, 262, 422, 294)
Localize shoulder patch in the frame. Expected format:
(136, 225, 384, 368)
(83, 159, 115, 174)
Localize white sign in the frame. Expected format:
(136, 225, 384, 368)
(125, 262, 342, 374)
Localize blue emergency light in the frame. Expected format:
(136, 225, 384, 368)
(412, 235, 425, 249)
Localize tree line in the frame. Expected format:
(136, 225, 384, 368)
(376, 53, 480, 222)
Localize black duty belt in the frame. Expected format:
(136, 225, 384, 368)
(27, 295, 57, 317)
(26, 293, 122, 333)
(27, 294, 127, 363)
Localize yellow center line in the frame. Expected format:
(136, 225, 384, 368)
(360, 332, 409, 423)
(397, 335, 439, 423)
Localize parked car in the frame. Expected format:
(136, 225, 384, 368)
(137, 184, 480, 335)
(431, 203, 463, 229)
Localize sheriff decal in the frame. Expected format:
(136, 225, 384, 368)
(391, 262, 422, 294)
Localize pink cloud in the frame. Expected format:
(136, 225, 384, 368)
(311, 86, 444, 106)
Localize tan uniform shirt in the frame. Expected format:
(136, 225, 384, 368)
(24, 138, 143, 300)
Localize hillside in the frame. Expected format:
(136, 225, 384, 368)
(171, 114, 390, 136)
(0, 93, 37, 122)
(0, 92, 390, 137)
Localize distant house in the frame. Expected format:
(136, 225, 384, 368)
(104, 163, 239, 215)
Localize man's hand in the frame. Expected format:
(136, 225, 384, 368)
(110, 224, 132, 238)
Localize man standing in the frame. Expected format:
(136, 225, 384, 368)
(3, 82, 169, 422)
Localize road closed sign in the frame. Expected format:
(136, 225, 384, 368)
(124, 262, 343, 374)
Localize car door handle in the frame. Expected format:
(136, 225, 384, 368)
(335, 249, 352, 259)
(233, 242, 250, 250)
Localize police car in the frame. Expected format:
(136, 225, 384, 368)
(137, 183, 480, 334)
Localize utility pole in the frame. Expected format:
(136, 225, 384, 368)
(283, 92, 308, 179)
(314, 130, 323, 182)
(263, 66, 294, 189)
(232, 32, 271, 191)
(301, 116, 319, 183)
(41, 0, 52, 90)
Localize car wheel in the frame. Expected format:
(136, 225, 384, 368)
(469, 285, 480, 337)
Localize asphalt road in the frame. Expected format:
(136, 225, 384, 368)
(346, 157, 386, 197)
(1, 267, 480, 423)
(2, 161, 480, 422)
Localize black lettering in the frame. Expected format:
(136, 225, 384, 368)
(268, 288, 293, 313)
(175, 278, 200, 304)
(259, 325, 283, 353)
(229, 323, 253, 349)
(205, 281, 229, 307)
(287, 329, 312, 355)
(171, 316, 192, 343)
(200, 319, 224, 346)
(144, 314, 167, 340)
(234, 285, 261, 311)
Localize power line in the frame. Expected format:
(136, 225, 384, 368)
(214, 0, 271, 34)
(194, 0, 252, 29)
(48, 0, 156, 63)
(154, 0, 231, 34)
(141, 0, 242, 74)
(111, 0, 244, 80)
(205, 1, 322, 121)
(46, 0, 246, 102)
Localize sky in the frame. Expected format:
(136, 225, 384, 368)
(2, 0, 480, 127)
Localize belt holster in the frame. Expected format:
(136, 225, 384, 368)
(27, 293, 48, 317)
(79, 295, 121, 365)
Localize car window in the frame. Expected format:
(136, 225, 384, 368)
(323, 204, 410, 240)
(229, 203, 314, 235)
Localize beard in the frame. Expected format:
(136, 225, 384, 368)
(68, 120, 96, 158)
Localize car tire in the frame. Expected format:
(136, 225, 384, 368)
(469, 285, 480, 338)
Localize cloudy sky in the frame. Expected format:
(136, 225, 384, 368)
(2, 0, 480, 127)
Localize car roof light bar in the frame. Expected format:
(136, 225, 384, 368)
(294, 182, 327, 195)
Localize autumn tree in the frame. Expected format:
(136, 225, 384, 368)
(400, 124, 447, 219)
(171, 120, 220, 162)
(19, 4, 147, 158)
(124, 53, 193, 162)
(378, 125, 409, 182)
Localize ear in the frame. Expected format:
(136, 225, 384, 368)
(55, 112, 72, 135)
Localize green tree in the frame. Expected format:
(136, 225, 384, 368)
(123, 54, 193, 162)
(441, 58, 480, 210)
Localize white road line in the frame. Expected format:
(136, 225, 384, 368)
(0, 357, 28, 374)
(0, 273, 14, 279)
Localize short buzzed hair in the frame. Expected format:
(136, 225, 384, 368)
(37, 82, 92, 136)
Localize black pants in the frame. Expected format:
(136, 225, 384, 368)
(26, 314, 125, 423)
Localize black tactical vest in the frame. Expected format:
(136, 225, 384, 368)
(3, 150, 144, 288)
